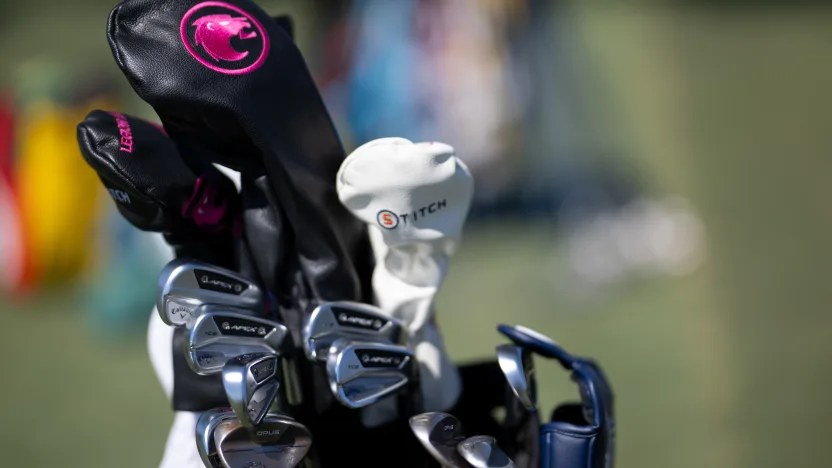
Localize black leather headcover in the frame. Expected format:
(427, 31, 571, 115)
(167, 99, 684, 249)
(77, 109, 238, 268)
(106, 0, 371, 307)
(541, 359, 616, 468)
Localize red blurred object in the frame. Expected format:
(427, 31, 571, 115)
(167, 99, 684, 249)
(0, 94, 12, 175)
(0, 94, 34, 295)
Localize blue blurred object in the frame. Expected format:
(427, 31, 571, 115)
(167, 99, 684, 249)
(345, 0, 428, 143)
(78, 207, 171, 340)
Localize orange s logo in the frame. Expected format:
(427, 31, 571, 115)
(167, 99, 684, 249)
(376, 210, 399, 229)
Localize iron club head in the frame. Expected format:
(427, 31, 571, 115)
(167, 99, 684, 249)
(409, 412, 469, 468)
(457, 435, 515, 468)
(303, 301, 405, 362)
(157, 258, 265, 327)
(222, 353, 281, 429)
(496, 344, 537, 412)
(195, 408, 237, 468)
(213, 413, 313, 468)
(186, 308, 289, 375)
(326, 338, 414, 409)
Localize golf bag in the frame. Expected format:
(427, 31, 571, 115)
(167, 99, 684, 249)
(76, 1, 615, 466)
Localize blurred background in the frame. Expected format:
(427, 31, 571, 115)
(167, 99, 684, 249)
(0, 0, 829, 466)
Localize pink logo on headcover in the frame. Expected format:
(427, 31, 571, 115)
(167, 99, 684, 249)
(109, 112, 133, 153)
(180, 1, 269, 75)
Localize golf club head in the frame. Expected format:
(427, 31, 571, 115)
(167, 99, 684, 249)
(213, 413, 312, 468)
(157, 258, 265, 327)
(497, 324, 574, 369)
(196, 408, 237, 468)
(186, 308, 290, 375)
(496, 344, 537, 412)
(222, 353, 281, 428)
(409, 412, 469, 468)
(303, 301, 405, 362)
(326, 338, 414, 409)
(457, 435, 515, 468)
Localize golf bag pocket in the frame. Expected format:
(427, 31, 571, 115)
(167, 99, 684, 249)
(541, 361, 615, 468)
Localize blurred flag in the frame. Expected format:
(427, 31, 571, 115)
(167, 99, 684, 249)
(15, 100, 102, 286)
(0, 94, 28, 294)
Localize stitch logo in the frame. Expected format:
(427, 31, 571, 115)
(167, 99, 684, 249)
(180, 1, 269, 75)
(377, 210, 399, 230)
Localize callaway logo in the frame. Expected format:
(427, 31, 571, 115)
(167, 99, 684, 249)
(200, 275, 242, 292)
(221, 321, 267, 336)
(196, 353, 215, 364)
(171, 304, 193, 315)
(377, 199, 447, 230)
(338, 313, 383, 330)
(180, 1, 270, 75)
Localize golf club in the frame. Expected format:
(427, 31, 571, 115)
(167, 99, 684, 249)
(497, 324, 574, 368)
(157, 258, 265, 327)
(457, 435, 515, 468)
(186, 308, 289, 375)
(326, 338, 415, 409)
(213, 412, 312, 468)
(196, 408, 238, 468)
(222, 353, 281, 429)
(409, 412, 469, 467)
(303, 301, 405, 362)
(496, 344, 537, 412)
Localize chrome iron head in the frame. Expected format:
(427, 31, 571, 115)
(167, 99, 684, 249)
(157, 258, 264, 327)
(303, 301, 405, 362)
(186, 308, 289, 375)
(213, 413, 312, 468)
(222, 353, 281, 429)
(326, 338, 414, 409)
(496, 344, 536, 411)
(409, 412, 468, 467)
(457, 435, 515, 468)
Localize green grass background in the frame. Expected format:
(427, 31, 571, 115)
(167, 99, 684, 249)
(1, 2, 830, 467)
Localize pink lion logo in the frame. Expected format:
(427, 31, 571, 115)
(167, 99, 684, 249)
(192, 14, 256, 63)
(180, 2, 270, 75)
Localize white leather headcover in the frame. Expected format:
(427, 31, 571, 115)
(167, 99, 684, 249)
(337, 137, 474, 247)
(337, 138, 474, 419)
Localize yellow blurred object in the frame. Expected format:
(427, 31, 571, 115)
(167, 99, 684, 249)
(15, 100, 102, 285)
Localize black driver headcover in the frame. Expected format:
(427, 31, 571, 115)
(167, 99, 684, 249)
(77, 109, 239, 268)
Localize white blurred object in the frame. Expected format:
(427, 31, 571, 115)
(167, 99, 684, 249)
(431, 0, 522, 200)
(563, 196, 706, 292)
(337, 137, 474, 425)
